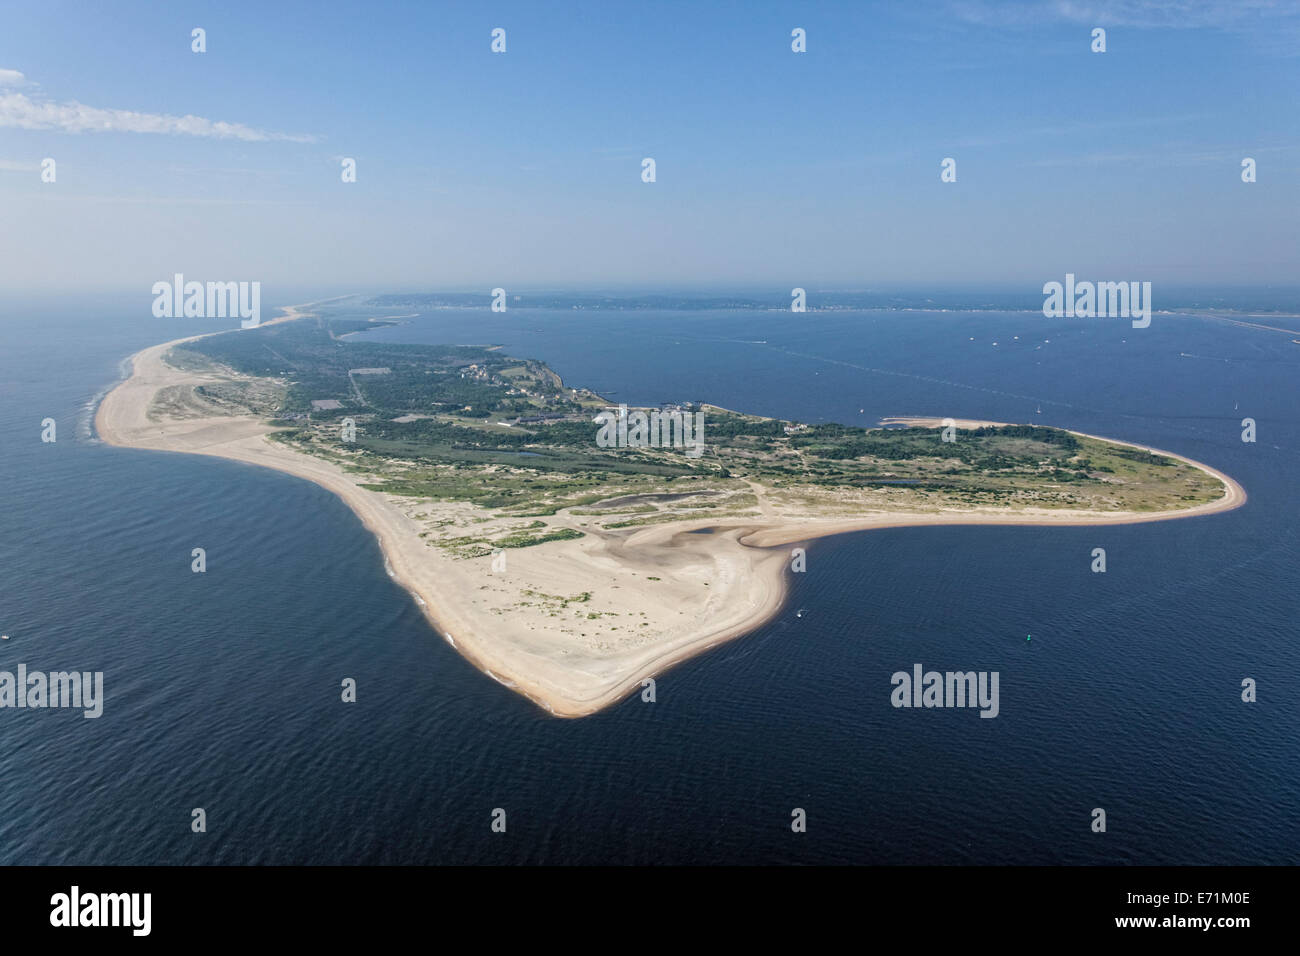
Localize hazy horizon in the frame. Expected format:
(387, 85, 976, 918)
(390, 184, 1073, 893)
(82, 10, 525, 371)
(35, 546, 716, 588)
(4, 0, 1300, 293)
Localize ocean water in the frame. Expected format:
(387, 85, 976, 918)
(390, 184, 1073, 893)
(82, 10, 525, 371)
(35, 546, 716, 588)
(0, 294, 1296, 865)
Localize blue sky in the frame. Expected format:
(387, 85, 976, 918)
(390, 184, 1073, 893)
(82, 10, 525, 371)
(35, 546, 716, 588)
(2, 0, 1298, 293)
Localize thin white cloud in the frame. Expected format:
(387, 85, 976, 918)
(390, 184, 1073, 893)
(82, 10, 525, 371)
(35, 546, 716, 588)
(951, 0, 1294, 29)
(0, 158, 38, 172)
(1019, 142, 1300, 167)
(0, 71, 315, 142)
(954, 112, 1204, 149)
(31, 194, 306, 205)
(0, 92, 315, 142)
(1051, 0, 1284, 28)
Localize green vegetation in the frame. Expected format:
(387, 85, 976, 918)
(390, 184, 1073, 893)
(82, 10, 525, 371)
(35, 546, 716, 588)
(176, 315, 1226, 531)
(493, 527, 585, 548)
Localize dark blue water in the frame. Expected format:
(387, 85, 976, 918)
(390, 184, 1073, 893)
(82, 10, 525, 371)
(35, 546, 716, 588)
(1, 295, 1296, 864)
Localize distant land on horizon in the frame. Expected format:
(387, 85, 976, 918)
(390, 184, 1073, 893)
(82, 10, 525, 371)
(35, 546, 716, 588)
(365, 288, 1300, 315)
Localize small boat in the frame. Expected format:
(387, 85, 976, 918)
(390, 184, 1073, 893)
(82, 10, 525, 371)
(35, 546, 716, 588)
(795, 609, 806, 619)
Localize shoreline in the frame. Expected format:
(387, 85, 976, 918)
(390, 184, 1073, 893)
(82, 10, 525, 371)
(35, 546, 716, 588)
(95, 308, 1247, 718)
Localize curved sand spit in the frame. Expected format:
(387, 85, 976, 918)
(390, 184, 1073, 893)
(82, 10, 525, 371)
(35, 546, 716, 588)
(95, 307, 1247, 717)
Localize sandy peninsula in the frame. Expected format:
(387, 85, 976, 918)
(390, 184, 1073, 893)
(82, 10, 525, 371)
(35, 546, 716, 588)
(96, 305, 1246, 717)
